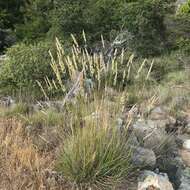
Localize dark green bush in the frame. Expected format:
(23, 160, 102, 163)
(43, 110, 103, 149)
(122, 0, 167, 57)
(151, 51, 189, 81)
(0, 41, 53, 96)
(166, 13, 190, 53)
(15, 0, 53, 42)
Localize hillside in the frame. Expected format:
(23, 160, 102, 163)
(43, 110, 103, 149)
(0, 0, 190, 190)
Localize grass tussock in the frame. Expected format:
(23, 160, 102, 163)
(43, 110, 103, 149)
(56, 106, 132, 190)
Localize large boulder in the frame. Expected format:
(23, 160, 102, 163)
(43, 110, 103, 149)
(138, 170, 174, 190)
(131, 146, 156, 169)
(132, 119, 169, 150)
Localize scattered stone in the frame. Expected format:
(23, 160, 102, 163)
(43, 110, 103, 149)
(178, 168, 190, 190)
(183, 139, 190, 151)
(156, 155, 184, 189)
(128, 134, 140, 147)
(117, 118, 124, 129)
(131, 146, 156, 169)
(176, 134, 190, 148)
(132, 119, 168, 150)
(185, 118, 190, 134)
(0, 96, 15, 107)
(149, 106, 167, 120)
(138, 170, 174, 190)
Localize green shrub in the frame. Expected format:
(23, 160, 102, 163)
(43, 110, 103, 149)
(56, 123, 132, 189)
(50, 0, 168, 57)
(151, 51, 187, 81)
(15, 0, 53, 42)
(163, 70, 190, 85)
(178, 0, 190, 15)
(166, 13, 190, 53)
(122, 0, 167, 57)
(0, 41, 54, 96)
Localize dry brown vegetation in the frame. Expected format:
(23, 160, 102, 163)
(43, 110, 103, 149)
(0, 118, 68, 190)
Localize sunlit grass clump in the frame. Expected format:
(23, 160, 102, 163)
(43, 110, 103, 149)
(56, 119, 132, 190)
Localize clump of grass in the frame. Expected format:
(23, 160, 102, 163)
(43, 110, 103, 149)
(39, 37, 155, 102)
(56, 110, 132, 190)
(28, 109, 64, 128)
(157, 69, 190, 116)
(0, 103, 30, 118)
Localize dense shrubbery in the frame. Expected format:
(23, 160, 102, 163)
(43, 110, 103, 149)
(1, 0, 189, 57)
(15, 0, 53, 42)
(0, 41, 53, 95)
(166, 13, 190, 53)
(0, 0, 190, 97)
(0, 0, 171, 56)
(122, 0, 167, 56)
(41, 0, 169, 56)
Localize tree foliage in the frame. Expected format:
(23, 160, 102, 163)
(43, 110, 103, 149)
(0, 0, 189, 56)
(0, 42, 53, 92)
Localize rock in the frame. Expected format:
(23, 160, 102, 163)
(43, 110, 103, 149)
(156, 155, 184, 189)
(183, 139, 190, 151)
(176, 134, 190, 148)
(0, 96, 15, 107)
(178, 168, 190, 190)
(132, 119, 168, 150)
(179, 149, 190, 167)
(128, 134, 140, 147)
(185, 118, 190, 134)
(138, 170, 174, 190)
(149, 106, 167, 120)
(117, 118, 124, 129)
(133, 119, 161, 138)
(131, 146, 156, 169)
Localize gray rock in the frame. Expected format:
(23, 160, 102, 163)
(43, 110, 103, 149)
(132, 119, 168, 150)
(185, 118, 190, 134)
(131, 146, 156, 169)
(156, 155, 184, 189)
(128, 134, 140, 147)
(149, 106, 167, 120)
(178, 168, 190, 190)
(176, 134, 190, 148)
(0, 96, 15, 107)
(138, 170, 174, 190)
(183, 140, 190, 151)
